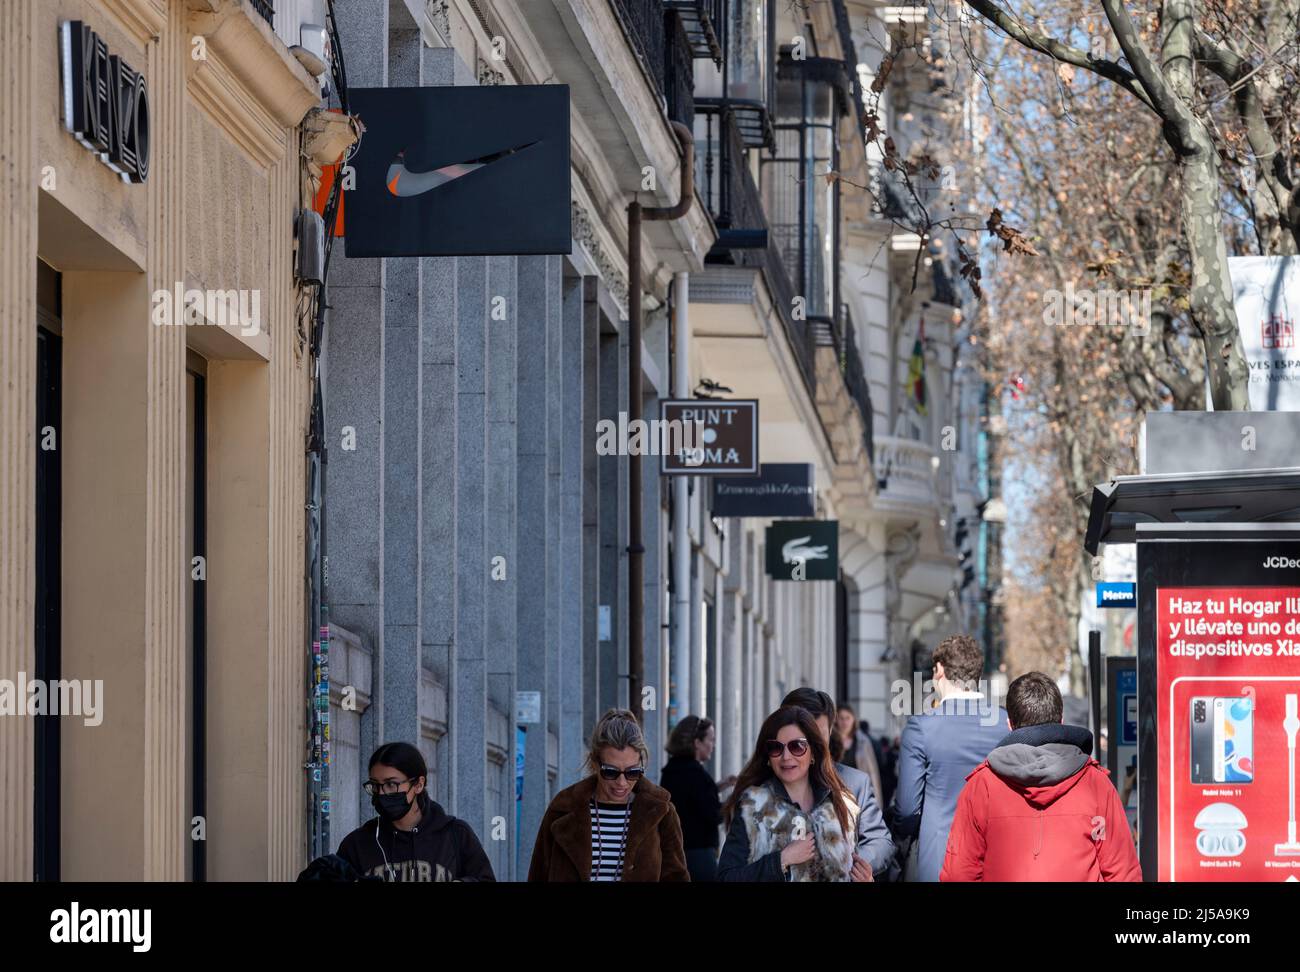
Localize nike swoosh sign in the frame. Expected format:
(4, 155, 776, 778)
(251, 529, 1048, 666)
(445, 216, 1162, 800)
(386, 140, 539, 197)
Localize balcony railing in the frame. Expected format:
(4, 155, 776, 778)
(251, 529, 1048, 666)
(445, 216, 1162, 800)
(614, 0, 666, 98)
(693, 0, 774, 148)
(664, 0, 724, 64)
(613, 0, 696, 128)
(739, 234, 818, 398)
(697, 104, 767, 252)
(874, 435, 940, 509)
(840, 307, 875, 461)
(665, 11, 695, 129)
(250, 0, 274, 27)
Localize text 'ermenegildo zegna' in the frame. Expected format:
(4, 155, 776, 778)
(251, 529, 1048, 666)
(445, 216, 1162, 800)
(50, 902, 151, 952)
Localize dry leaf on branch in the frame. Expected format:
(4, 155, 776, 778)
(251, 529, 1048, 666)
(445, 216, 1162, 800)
(986, 208, 1040, 256)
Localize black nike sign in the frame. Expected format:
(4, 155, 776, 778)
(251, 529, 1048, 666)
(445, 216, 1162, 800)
(345, 85, 571, 258)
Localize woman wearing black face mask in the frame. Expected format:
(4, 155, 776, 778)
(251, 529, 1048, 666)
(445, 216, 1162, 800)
(336, 742, 495, 882)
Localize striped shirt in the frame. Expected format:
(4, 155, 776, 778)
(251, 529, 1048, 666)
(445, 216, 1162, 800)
(589, 801, 633, 882)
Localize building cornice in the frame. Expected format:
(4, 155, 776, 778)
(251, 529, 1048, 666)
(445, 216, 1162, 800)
(100, 0, 167, 44)
(186, 0, 320, 132)
(188, 48, 287, 168)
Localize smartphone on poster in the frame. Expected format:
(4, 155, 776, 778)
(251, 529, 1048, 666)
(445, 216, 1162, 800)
(1189, 695, 1254, 784)
(1190, 696, 1216, 783)
(1219, 695, 1254, 783)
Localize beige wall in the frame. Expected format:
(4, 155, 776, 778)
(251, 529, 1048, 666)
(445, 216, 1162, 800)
(1, 0, 318, 880)
(1, 0, 38, 884)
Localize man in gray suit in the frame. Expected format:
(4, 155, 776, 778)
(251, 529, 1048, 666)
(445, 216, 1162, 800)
(894, 634, 1007, 882)
(782, 688, 895, 879)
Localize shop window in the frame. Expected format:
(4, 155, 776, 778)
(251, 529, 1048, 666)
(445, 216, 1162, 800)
(35, 260, 62, 881)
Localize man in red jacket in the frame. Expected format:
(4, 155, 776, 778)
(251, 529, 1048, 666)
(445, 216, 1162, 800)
(940, 672, 1141, 882)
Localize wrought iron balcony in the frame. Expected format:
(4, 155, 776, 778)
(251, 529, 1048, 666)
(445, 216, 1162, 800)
(665, 11, 695, 129)
(693, 0, 774, 149)
(664, 0, 724, 64)
(695, 102, 816, 398)
(697, 104, 767, 253)
(734, 233, 818, 399)
(840, 306, 875, 462)
(874, 435, 941, 510)
(250, 0, 274, 27)
(613, 0, 696, 128)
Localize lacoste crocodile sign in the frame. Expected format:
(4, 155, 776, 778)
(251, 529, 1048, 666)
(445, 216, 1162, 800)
(765, 520, 838, 581)
(344, 85, 570, 257)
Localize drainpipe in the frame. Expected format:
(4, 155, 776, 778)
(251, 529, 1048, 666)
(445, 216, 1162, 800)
(670, 269, 690, 726)
(628, 120, 694, 718)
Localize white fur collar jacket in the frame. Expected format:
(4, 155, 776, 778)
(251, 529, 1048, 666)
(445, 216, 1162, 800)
(721, 779, 858, 882)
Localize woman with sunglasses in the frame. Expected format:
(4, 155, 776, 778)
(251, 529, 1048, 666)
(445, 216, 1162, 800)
(336, 741, 495, 881)
(717, 707, 872, 882)
(528, 708, 689, 882)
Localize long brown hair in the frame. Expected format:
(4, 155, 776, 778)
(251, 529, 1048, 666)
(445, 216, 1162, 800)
(722, 706, 853, 835)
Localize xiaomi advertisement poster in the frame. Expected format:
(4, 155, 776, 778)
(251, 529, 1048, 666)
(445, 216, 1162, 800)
(1142, 531, 1300, 881)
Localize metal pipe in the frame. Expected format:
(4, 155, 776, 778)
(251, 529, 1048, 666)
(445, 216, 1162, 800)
(628, 200, 644, 713)
(628, 120, 694, 719)
(670, 270, 691, 725)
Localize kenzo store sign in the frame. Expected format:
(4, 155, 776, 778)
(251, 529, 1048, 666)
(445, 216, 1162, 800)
(60, 20, 150, 184)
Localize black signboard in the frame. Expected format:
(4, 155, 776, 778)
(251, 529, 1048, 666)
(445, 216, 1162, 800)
(660, 399, 758, 475)
(1107, 655, 1139, 845)
(712, 463, 814, 518)
(765, 520, 838, 581)
(60, 21, 150, 183)
(345, 85, 570, 257)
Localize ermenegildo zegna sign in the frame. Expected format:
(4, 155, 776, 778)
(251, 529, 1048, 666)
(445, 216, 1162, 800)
(712, 464, 815, 518)
(60, 21, 150, 184)
(345, 85, 571, 257)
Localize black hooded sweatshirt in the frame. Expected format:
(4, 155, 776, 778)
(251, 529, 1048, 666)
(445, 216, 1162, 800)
(337, 793, 496, 882)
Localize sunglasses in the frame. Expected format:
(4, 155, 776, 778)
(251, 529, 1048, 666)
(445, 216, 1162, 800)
(598, 765, 645, 782)
(765, 738, 810, 759)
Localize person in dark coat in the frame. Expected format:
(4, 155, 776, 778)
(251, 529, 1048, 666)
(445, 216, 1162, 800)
(528, 708, 689, 882)
(660, 715, 724, 881)
(336, 741, 495, 882)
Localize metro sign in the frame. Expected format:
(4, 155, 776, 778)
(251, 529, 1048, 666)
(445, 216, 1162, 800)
(60, 21, 150, 184)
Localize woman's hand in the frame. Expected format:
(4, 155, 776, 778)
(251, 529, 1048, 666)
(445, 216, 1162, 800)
(850, 854, 873, 883)
(780, 836, 816, 869)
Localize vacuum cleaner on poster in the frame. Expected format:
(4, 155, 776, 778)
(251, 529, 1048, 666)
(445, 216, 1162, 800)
(1144, 536, 1300, 881)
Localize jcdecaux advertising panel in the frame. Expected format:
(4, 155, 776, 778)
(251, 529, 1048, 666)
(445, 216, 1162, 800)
(1141, 531, 1300, 881)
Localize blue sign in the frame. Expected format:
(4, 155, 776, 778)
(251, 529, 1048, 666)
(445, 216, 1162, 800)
(1118, 667, 1138, 744)
(1096, 581, 1136, 608)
